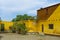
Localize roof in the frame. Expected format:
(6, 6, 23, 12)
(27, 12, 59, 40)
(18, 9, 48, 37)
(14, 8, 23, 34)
(37, 3, 60, 11)
(37, 3, 60, 21)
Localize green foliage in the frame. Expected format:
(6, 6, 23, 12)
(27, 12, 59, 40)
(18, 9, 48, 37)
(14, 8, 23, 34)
(0, 17, 2, 22)
(12, 22, 27, 34)
(16, 23, 27, 34)
(12, 14, 36, 22)
(10, 26, 16, 33)
(0, 24, 5, 32)
(17, 24, 26, 31)
(0, 24, 1, 31)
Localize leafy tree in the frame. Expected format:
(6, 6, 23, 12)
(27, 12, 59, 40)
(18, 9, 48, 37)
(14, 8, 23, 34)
(11, 14, 36, 34)
(12, 14, 36, 22)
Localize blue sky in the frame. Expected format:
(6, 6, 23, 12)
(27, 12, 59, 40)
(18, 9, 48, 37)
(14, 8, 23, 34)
(0, 0, 60, 21)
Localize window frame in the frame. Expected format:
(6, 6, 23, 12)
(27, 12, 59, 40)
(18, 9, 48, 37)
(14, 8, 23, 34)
(49, 24, 53, 29)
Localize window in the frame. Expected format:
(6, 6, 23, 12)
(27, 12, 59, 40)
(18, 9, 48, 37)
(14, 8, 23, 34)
(49, 24, 53, 29)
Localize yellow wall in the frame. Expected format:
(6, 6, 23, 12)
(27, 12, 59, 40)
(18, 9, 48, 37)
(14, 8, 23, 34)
(1, 20, 36, 32)
(38, 21, 54, 34)
(1, 21, 13, 31)
(25, 20, 36, 32)
(47, 5, 60, 34)
(37, 5, 60, 35)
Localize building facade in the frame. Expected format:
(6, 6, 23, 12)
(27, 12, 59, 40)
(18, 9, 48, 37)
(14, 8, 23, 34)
(37, 3, 60, 35)
(0, 21, 13, 32)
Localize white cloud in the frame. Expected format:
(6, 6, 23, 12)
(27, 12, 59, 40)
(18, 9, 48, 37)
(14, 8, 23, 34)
(0, 0, 47, 10)
(0, 0, 60, 21)
(27, 9, 38, 16)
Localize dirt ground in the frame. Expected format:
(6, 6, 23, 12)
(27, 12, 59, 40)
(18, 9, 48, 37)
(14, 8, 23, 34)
(0, 33, 60, 40)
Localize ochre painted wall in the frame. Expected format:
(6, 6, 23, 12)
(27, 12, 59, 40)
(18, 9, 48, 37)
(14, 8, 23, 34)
(37, 5, 60, 35)
(1, 21, 13, 31)
(1, 20, 37, 32)
(47, 5, 60, 34)
(25, 20, 37, 32)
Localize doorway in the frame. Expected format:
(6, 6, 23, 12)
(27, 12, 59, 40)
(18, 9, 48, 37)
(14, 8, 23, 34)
(42, 24, 44, 32)
(1, 24, 5, 32)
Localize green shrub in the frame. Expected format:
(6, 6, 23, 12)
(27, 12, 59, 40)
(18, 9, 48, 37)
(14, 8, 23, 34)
(17, 23, 27, 34)
(12, 22, 28, 34)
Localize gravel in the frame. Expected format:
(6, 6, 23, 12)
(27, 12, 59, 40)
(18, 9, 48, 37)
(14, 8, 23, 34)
(0, 33, 60, 40)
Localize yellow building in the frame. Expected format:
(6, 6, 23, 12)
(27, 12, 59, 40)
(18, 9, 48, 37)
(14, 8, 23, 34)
(37, 3, 60, 35)
(0, 21, 13, 31)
